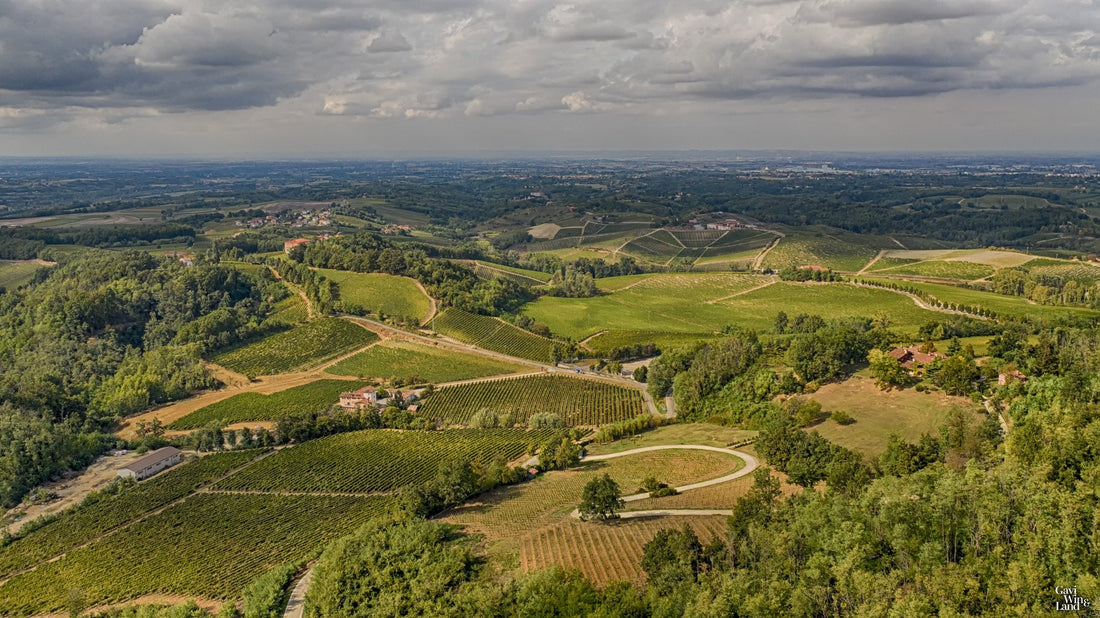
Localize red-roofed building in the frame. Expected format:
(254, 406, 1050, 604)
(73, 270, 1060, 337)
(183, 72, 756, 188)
(887, 346, 945, 372)
(339, 386, 377, 409)
(283, 238, 310, 254)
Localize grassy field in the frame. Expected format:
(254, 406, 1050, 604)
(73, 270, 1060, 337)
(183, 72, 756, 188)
(213, 429, 556, 494)
(211, 318, 378, 376)
(881, 248, 1034, 268)
(326, 339, 527, 383)
(523, 273, 773, 339)
(528, 278, 943, 338)
(584, 424, 758, 455)
(806, 376, 983, 457)
(264, 293, 309, 325)
(871, 260, 995, 280)
(583, 330, 718, 355)
(762, 232, 882, 272)
(315, 269, 431, 322)
(431, 308, 556, 362)
(419, 374, 646, 427)
(168, 379, 366, 429)
(0, 261, 49, 290)
(0, 493, 393, 615)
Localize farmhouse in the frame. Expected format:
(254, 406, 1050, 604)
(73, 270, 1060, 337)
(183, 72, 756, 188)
(116, 447, 182, 481)
(887, 345, 945, 371)
(283, 238, 310, 254)
(339, 386, 377, 409)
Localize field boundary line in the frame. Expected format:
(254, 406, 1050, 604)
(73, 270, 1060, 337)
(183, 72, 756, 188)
(704, 277, 777, 304)
(856, 249, 887, 275)
(847, 281, 991, 320)
(750, 234, 783, 272)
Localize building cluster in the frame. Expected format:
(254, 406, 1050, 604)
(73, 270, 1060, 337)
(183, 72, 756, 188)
(235, 209, 332, 230)
(338, 385, 420, 412)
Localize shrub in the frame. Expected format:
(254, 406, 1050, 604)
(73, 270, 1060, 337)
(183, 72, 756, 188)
(831, 410, 855, 425)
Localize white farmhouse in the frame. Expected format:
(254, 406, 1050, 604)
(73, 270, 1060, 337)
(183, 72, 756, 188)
(116, 447, 183, 481)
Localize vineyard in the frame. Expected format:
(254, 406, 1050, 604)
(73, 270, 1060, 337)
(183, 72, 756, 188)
(419, 374, 645, 426)
(263, 293, 309, 326)
(0, 450, 263, 579)
(212, 429, 556, 494)
(0, 493, 393, 615)
(473, 261, 553, 284)
(1023, 258, 1100, 285)
(430, 308, 556, 362)
(517, 516, 728, 585)
(871, 260, 995, 280)
(668, 229, 727, 247)
(168, 379, 368, 429)
(762, 232, 881, 272)
(211, 317, 378, 376)
(325, 340, 526, 383)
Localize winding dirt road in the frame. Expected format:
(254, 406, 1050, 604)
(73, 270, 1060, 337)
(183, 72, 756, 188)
(572, 444, 758, 519)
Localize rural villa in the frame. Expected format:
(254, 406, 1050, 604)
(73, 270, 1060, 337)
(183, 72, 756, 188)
(339, 386, 419, 410)
(887, 345, 946, 374)
(116, 447, 182, 481)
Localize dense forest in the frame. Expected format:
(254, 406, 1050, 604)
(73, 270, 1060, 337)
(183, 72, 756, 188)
(0, 252, 282, 506)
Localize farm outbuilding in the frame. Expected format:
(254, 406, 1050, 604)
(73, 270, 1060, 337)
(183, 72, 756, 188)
(116, 447, 182, 481)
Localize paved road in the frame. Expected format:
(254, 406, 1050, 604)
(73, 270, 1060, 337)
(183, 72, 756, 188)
(283, 568, 313, 618)
(573, 444, 758, 518)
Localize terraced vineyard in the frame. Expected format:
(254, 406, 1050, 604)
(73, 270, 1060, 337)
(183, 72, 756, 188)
(315, 269, 432, 322)
(419, 374, 645, 426)
(431, 308, 556, 362)
(169, 379, 368, 429)
(212, 429, 555, 494)
(326, 340, 526, 383)
(211, 317, 378, 376)
(0, 493, 393, 615)
(0, 450, 263, 579)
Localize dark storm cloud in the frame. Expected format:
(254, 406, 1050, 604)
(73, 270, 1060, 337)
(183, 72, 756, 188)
(0, 0, 1098, 126)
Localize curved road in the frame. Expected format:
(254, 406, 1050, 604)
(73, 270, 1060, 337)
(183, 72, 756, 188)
(573, 444, 758, 518)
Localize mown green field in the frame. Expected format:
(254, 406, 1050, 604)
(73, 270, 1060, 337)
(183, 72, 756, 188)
(524, 273, 773, 339)
(211, 318, 378, 376)
(315, 269, 431, 322)
(169, 379, 368, 429)
(528, 278, 944, 337)
(584, 330, 718, 355)
(0, 261, 48, 290)
(419, 374, 646, 426)
(326, 340, 527, 383)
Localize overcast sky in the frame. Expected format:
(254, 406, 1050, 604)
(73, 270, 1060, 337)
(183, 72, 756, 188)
(1, 0, 1099, 157)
